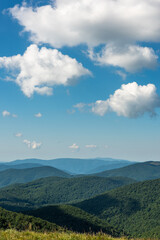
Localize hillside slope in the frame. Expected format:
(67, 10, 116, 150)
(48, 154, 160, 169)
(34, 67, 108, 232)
(75, 178, 160, 238)
(0, 206, 120, 236)
(0, 207, 62, 232)
(26, 205, 119, 235)
(0, 166, 70, 188)
(0, 176, 135, 211)
(95, 161, 160, 181)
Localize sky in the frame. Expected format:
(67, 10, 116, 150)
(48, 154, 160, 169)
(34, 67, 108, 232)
(0, 0, 160, 162)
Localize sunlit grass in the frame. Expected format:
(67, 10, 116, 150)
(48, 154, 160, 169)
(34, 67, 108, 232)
(0, 229, 125, 240)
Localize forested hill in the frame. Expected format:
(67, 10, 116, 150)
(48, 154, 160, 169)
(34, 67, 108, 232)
(0, 166, 70, 188)
(0, 205, 120, 236)
(26, 205, 120, 236)
(95, 161, 160, 181)
(75, 178, 160, 238)
(0, 176, 135, 211)
(0, 207, 62, 232)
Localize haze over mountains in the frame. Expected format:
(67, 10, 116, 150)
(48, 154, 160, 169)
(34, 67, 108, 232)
(0, 158, 134, 175)
(0, 158, 160, 189)
(0, 163, 42, 172)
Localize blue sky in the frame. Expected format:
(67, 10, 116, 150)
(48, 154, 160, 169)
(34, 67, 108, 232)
(0, 0, 160, 162)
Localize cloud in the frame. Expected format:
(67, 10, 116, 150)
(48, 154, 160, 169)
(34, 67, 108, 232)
(23, 139, 42, 149)
(92, 82, 160, 118)
(2, 110, 17, 118)
(66, 89, 70, 96)
(73, 102, 92, 113)
(73, 103, 86, 112)
(9, 1, 160, 72)
(67, 109, 76, 114)
(34, 112, 42, 118)
(88, 44, 158, 73)
(85, 144, 97, 148)
(15, 132, 22, 137)
(9, 0, 160, 48)
(2, 110, 10, 117)
(116, 70, 127, 80)
(69, 143, 79, 150)
(12, 114, 18, 118)
(0, 44, 91, 97)
(31, 141, 42, 149)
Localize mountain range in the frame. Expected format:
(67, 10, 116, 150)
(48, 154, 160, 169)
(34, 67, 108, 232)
(0, 158, 134, 174)
(0, 158, 160, 238)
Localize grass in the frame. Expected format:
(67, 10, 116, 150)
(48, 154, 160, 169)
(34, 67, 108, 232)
(0, 230, 126, 240)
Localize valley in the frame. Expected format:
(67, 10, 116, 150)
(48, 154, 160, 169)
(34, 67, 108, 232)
(0, 158, 159, 239)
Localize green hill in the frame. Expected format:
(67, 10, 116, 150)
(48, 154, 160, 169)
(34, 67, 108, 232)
(0, 166, 70, 188)
(0, 205, 120, 236)
(0, 207, 62, 232)
(75, 178, 160, 238)
(0, 176, 135, 211)
(25, 205, 119, 236)
(95, 161, 160, 181)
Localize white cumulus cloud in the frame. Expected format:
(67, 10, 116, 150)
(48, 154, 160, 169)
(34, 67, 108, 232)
(35, 113, 42, 118)
(92, 82, 160, 118)
(23, 139, 42, 149)
(88, 44, 158, 73)
(9, 0, 160, 72)
(2, 110, 17, 118)
(0, 44, 90, 97)
(2, 110, 10, 117)
(9, 0, 160, 48)
(31, 141, 42, 149)
(69, 143, 79, 149)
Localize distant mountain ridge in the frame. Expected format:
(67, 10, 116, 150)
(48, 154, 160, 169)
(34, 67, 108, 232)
(1, 158, 135, 174)
(0, 166, 70, 188)
(94, 161, 160, 181)
(0, 163, 43, 172)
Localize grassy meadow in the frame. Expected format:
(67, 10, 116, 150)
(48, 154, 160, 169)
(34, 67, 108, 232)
(0, 230, 126, 240)
(0, 230, 158, 240)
